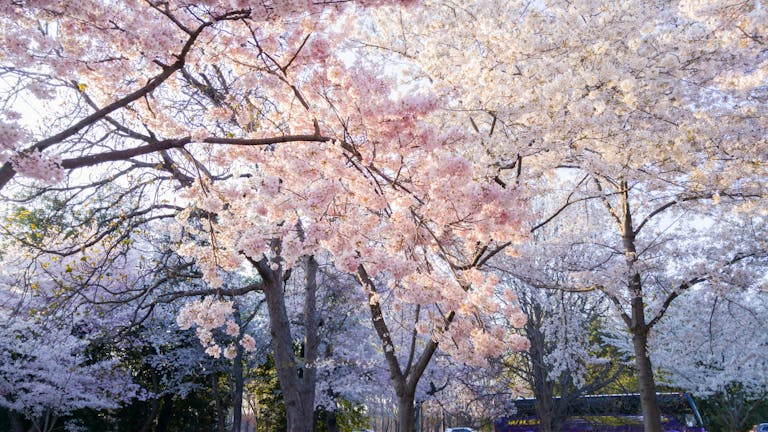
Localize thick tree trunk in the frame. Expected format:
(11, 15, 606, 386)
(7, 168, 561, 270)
(397, 392, 417, 432)
(356, 266, 443, 432)
(619, 181, 662, 432)
(323, 408, 338, 432)
(155, 394, 175, 432)
(534, 390, 554, 432)
(527, 304, 555, 432)
(232, 341, 244, 432)
(302, 256, 320, 431)
(9, 411, 27, 432)
(255, 253, 319, 431)
(212, 372, 226, 432)
(631, 323, 662, 432)
(139, 371, 161, 432)
(628, 274, 662, 432)
(264, 278, 314, 431)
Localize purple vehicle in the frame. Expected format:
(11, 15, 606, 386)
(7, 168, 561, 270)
(494, 393, 706, 432)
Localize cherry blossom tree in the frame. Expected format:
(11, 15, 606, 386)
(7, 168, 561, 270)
(0, 187, 266, 431)
(486, 191, 641, 432)
(2, 141, 357, 431)
(359, 1, 768, 430)
(3, 4, 534, 430)
(0, 0, 421, 190)
(650, 288, 768, 432)
(495, 278, 623, 432)
(0, 319, 138, 432)
(314, 270, 516, 432)
(11, 3, 766, 432)
(0, 265, 141, 432)
(144, 17, 531, 428)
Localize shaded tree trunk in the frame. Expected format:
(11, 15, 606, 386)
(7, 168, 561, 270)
(232, 304, 245, 432)
(630, 319, 662, 432)
(527, 303, 555, 432)
(213, 373, 226, 432)
(398, 392, 416, 432)
(155, 394, 175, 432)
(324, 408, 338, 432)
(252, 252, 319, 431)
(618, 181, 662, 432)
(139, 370, 161, 432)
(9, 411, 27, 432)
(232, 343, 244, 432)
(263, 275, 313, 431)
(302, 256, 320, 431)
(357, 266, 445, 432)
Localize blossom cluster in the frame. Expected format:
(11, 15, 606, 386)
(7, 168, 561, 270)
(6, 0, 532, 370)
(10, 150, 65, 184)
(177, 296, 256, 359)
(0, 121, 24, 164)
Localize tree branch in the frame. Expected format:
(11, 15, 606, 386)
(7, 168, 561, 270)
(0, 9, 250, 190)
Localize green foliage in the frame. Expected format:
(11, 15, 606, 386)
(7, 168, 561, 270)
(314, 399, 371, 432)
(72, 329, 229, 432)
(248, 354, 371, 432)
(249, 354, 287, 432)
(697, 386, 768, 432)
(584, 318, 637, 395)
(46, 387, 225, 432)
(334, 399, 371, 432)
(1, 183, 143, 254)
(4, 205, 54, 246)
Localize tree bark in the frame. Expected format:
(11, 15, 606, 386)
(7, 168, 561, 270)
(302, 256, 320, 431)
(232, 315, 245, 432)
(398, 392, 417, 432)
(213, 373, 226, 432)
(618, 181, 662, 432)
(324, 408, 338, 432)
(356, 265, 445, 432)
(253, 252, 318, 431)
(263, 275, 312, 431)
(9, 411, 27, 432)
(527, 303, 555, 432)
(631, 322, 662, 432)
(139, 370, 161, 432)
(155, 394, 175, 432)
